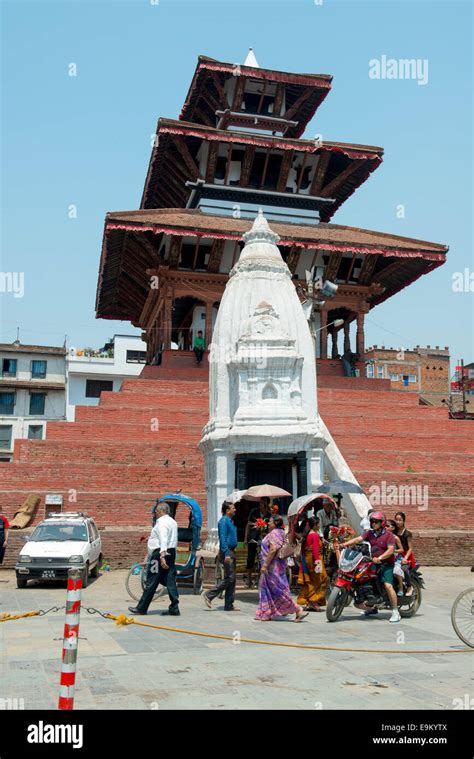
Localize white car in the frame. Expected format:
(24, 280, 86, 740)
(15, 512, 102, 588)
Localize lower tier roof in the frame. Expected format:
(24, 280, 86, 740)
(96, 208, 447, 323)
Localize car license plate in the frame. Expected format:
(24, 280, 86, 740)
(41, 569, 56, 578)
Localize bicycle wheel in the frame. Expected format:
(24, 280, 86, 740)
(451, 588, 474, 648)
(125, 562, 166, 602)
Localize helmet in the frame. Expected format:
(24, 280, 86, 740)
(369, 511, 386, 525)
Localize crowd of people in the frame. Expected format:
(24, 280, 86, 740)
(128, 497, 417, 625)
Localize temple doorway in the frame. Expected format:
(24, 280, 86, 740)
(233, 453, 306, 538)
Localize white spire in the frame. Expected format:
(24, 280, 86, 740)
(244, 47, 259, 68)
(242, 209, 280, 246)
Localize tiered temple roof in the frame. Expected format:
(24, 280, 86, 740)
(97, 208, 446, 323)
(95, 52, 447, 354)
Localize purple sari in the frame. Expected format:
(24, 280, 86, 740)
(255, 528, 299, 620)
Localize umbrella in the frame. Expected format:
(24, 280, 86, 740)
(317, 479, 364, 495)
(224, 489, 259, 504)
(244, 484, 292, 499)
(287, 493, 337, 518)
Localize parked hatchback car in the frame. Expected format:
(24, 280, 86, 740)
(15, 512, 102, 588)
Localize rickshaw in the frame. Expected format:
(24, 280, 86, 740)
(125, 493, 204, 602)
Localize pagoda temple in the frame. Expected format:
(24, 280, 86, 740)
(96, 52, 447, 368)
(2, 52, 472, 569)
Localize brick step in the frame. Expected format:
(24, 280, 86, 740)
(143, 350, 210, 370)
(338, 450, 474, 472)
(123, 378, 208, 393)
(327, 419, 473, 436)
(0, 464, 205, 488)
(319, 410, 448, 425)
(318, 391, 422, 407)
(316, 359, 364, 377)
(75, 406, 208, 424)
(13, 439, 203, 465)
(47, 422, 204, 441)
(318, 376, 392, 390)
(99, 394, 208, 409)
(332, 432, 474, 453)
(140, 364, 210, 378)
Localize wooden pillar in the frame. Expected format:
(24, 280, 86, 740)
(331, 324, 339, 359)
(204, 301, 213, 348)
(343, 318, 351, 353)
(356, 311, 365, 356)
(320, 310, 328, 360)
(163, 298, 173, 350)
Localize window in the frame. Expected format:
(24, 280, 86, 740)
(408, 374, 417, 383)
(85, 379, 113, 398)
(126, 350, 146, 364)
(0, 425, 12, 449)
(366, 364, 374, 378)
(389, 373, 399, 381)
(31, 360, 47, 378)
(377, 366, 384, 379)
(28, 425, 43, 440)
(29, 393, 46, 415)
(0, 392, 15, 415)
(2, 358, 17, 377)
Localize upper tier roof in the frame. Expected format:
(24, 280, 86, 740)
(180, 55, 333, 138)
(141, 118, 383, 221)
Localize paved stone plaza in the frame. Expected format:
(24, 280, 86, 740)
(0, 567, 472, 710)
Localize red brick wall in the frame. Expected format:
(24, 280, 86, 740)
(2, 527, 472, 570)
(0, 376, 473, 568)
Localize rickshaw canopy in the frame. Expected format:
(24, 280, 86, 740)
(155, 494, 203, 529)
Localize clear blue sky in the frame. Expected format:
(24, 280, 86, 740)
(1, 0, 472, 370)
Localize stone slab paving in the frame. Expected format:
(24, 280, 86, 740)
(0, 567, 472, 710)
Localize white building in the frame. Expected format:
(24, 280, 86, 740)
(199, 212, 371, 532)
(66, 334, 146, 420)
(0, 342, 67, 462)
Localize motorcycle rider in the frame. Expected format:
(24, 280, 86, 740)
(340, 511, 401, 623)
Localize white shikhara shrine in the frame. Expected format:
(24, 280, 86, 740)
(200, 211, 370, 529)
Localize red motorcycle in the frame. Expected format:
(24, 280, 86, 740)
(326, 542, 424, 622)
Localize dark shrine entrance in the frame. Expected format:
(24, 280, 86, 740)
(233, 452, 308, 541)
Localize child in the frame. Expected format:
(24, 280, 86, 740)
(386, 519, 405, 596)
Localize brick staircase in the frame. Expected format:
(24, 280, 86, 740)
(1, 371, 473, 567)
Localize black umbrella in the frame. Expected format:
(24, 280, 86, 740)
(317, 479, 364, 495)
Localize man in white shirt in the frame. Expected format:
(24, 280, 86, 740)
(128, 502, 180, 616)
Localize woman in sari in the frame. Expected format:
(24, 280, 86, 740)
(255, 515, 308, 622)
(297, 517, 327, 611)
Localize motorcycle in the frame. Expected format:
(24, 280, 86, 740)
(326, 542, 424, 622)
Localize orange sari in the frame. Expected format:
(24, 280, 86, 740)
(297, 532, 327, 607)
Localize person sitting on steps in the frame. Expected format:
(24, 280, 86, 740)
(193, 330, 205, 365)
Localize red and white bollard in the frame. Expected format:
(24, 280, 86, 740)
(58, 567, 83, 710)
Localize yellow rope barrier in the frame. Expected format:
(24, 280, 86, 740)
(0, 611, 41, 622)
(2, 608, 472, 654)
(105, 613, 473, 655)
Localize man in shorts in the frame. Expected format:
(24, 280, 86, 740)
(340, 511, 400, 623)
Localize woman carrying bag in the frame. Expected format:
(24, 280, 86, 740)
(254, 515, 308, 622)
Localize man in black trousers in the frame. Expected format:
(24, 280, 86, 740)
(128, 502, 180, 616)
